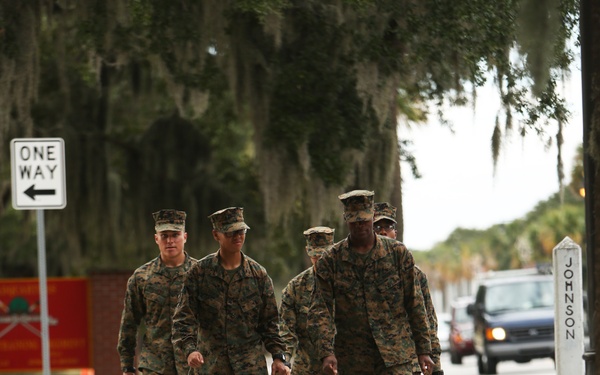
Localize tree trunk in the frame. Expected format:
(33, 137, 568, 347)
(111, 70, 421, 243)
(581, 0, 600, 373)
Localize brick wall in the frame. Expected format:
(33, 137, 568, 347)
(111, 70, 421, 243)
(89, 271, 132, 375)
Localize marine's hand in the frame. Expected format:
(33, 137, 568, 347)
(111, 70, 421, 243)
(321, 355, 338, 375)
(187, 351, 204, 368)
(271, 359, 291, 374)
(418, 354, 435, 375)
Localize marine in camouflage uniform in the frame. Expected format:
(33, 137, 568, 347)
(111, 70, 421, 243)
(279, 226, 335, 374)
(117, 209, 198, 375)
(309, 191, 434, 375)
(374, 202, 444, 375)
(172, 207, 290, 375)
(417, 266, 443, 374)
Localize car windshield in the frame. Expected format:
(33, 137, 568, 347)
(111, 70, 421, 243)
(454, 305, 471, 323)
(485, 279, 554, 314)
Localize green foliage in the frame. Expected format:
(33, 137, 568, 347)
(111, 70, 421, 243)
(268, 22, 374, 184)
(232, 0, 290, 18)
(0, 209, 37, 277)
(417, 188, 585, 282)
(0, 2, 24, 59)
(399, 139, 422, 179)
(0, 0, 581, 286)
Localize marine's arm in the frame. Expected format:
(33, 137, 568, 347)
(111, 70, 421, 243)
(117, 273, 144, 371)
(279, 281, 299, 358)
(258, 273, 287, 354)
(399, 245, 432, 355)
(254, 272, 290, 374)
(309, 255, 336, 361)
(172, 264, 201, 360)
(418, 267, 443, 372)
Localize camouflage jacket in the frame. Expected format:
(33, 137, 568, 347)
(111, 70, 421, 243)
(309, 235, 432, 367)
(279, 267, 321, 374)
(416, 265, 443, 372)
(172, 251, 286, 373)
(117, 252, 198, 375)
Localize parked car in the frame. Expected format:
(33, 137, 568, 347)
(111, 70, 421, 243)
(467, 268, 555, 374)
(437, 312, 451, 352)
(449, 296, 475, 364)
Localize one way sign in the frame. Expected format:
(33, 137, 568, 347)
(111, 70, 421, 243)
(11, 138, 67, 210)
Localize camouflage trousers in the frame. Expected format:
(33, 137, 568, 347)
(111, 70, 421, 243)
(337, 349, 419, 375)
(187, 355, 235, 375)
(188, 350, 268, 375)
(140, 370, 176, 375)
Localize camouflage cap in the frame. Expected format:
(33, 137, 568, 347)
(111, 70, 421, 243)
(303, 226, 335, 257)
(208, 207, 251, 233)
(153, 209, 186, 232)
(338, 189, 375, 222)
(373, 202, 397, 224)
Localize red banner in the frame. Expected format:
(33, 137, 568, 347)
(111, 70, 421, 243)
(0, 278, 91, 372)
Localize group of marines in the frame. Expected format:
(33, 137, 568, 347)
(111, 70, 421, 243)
(117, 190, 444, 375)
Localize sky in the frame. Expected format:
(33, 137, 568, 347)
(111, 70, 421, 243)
(401, 73, 584, 250)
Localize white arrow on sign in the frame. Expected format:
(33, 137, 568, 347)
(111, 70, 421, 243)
(10, 138, 67, 210)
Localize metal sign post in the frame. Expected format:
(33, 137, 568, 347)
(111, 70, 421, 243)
(10, 138, 67, 375)
(37, 209, 51, 375)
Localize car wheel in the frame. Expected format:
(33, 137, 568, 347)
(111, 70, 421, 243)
(477, 353, 497, 374)
(450, 351, 462, 364)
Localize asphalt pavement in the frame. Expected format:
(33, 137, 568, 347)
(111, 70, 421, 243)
(440, 352, 556, 375)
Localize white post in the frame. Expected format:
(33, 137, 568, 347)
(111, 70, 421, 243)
(553, 236, 585, 375)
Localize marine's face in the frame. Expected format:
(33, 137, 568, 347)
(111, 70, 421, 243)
(348, 219, 374, 242)
(213, 229, 246, 254)
(155, 230, 187, 262)
(374, 219, 397, 239)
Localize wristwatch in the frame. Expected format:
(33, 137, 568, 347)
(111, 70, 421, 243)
(122, 366, 136, 373)
(272, 352, 291, 367)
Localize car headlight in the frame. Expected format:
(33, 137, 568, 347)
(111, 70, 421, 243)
(485, 327, 507, 341)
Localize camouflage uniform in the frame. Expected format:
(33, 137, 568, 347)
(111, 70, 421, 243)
(310, 235, 432, 373)
(280, 268, 319, 374)
(279, 226, 335, 374)
(417, 266, 443, 374)
(375, 202, 443, 374)
(309, 191, 432, 374)
(172, 252, 285, 374)
(117, 252, 198, 374)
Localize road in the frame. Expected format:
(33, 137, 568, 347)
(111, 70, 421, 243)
(440, 352, 556, 375)
(268, 352, 557, 374)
